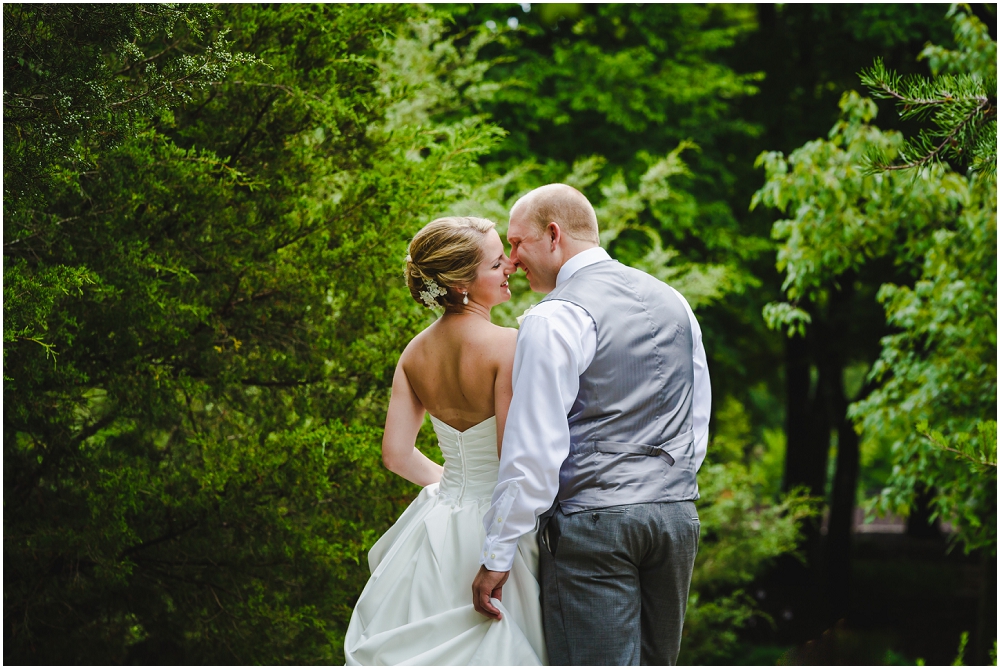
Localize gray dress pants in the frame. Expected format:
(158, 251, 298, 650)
(538, 501, 699, 665)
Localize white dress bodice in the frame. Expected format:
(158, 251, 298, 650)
(432, 415, 500, 503)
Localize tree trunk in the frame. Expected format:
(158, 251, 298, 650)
(781, 330, 832, 631)
(825, 367, 859, 622)
(972, 552, 997, 665)
(783, 333, 829, 497)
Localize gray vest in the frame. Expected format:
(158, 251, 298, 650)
(543, 259, 699, 514)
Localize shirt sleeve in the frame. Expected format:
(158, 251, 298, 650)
(670, 286, 711, 471)
(480, 301, 595, 571)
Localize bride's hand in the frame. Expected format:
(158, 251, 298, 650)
(472, 565, 509, 620)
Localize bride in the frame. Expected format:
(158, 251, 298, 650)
(344, 217, 547, 665)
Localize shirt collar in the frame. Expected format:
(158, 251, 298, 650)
(556, 246, 612, 287)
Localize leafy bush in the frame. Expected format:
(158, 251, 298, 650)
(4, 5, 499, 662)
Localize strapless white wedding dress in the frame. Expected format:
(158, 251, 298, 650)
(344, 415, 546, 665)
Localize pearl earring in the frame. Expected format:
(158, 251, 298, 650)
(463, 291, 469, 305)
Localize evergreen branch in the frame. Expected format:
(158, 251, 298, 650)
(113, 39, 182, 76)
(4, 206, 123, 250)
(107, 65, 213, 109)
(118, 519, 202, 559)
(869, 94, 992, 172)
(209, 80, 296, 96)
(15, 335, 58, 359)
(240, 378, 322, 387)
(859, 57, 996, 174)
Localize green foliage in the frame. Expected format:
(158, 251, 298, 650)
(679, 398, 818, 664)
(754, 9, 997, 556)
(4, 4, 500, 663)
(952, 631, 970, 666)
(917, 418, 997, 473)
(3, 261, 95, 364)
(3, 4, 258, 205)
(377, 14, 507, 130)
(919, 6, 997, 80)
(762, 302, 812, 338)
(853, 174, 997, 554)
(859, 6, 996, 176)
(456, 3, 762, 158)
(694, 462, 815, 588)
(681, 590, 757, 665)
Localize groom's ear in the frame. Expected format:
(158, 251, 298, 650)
(546, 222, 561, 249)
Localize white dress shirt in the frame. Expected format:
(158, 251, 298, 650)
(480, 247, 711, 571)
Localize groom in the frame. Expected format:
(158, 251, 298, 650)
(472, 184, 710, 665)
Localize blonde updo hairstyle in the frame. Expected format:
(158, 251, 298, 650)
(405, 216, 496, 309)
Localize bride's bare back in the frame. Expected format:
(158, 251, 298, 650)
(404, 315, 515, 431)
(382, 313, 517, 486)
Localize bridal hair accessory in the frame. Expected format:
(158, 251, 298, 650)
(418, 278, 448, 308)
(462, 291, 469, 305)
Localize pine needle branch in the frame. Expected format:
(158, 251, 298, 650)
(859, 58, 997, 175)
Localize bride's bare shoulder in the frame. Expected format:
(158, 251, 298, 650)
(402, 318, 513, 364)
(491, 323, 518, 342)
(398, 320, 439, 362)
(484, 323, 517, 360)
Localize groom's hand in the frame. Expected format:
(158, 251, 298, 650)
(472, 565, 510, 620)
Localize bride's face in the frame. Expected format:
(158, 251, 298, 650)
(467, 229, 515, 308)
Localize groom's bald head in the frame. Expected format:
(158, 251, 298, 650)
(509, 184, 600, 245)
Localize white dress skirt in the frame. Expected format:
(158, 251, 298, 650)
(344, 416, 547, 665)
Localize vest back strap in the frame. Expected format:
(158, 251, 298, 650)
(576, 429, 695, 466)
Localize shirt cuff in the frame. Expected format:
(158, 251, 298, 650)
(481, 537, 518, 571)
(480, 481, 521, 571)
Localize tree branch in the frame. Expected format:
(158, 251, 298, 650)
(113, 40, 182, 76)
(871, 95, 992, 172)
(118, 519, 202, 559)
(920, 430, 997, 468)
